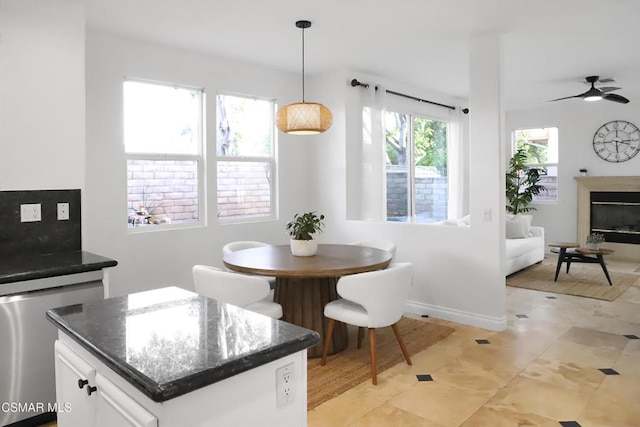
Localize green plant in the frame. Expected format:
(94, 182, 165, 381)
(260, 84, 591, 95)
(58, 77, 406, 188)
(586, 233, 605, 244)
(286, 211, 325, 240)
(506, 148, 547, 215)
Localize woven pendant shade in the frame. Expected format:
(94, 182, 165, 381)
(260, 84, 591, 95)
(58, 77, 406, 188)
(276, 101, 333, 135)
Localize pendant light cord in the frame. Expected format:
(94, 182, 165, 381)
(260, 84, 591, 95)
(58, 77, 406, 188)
(301, 26, 305, 102)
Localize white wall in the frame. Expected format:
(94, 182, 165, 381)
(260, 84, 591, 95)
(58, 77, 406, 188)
(307, 34, 507, 331)
(0, 0, 85, 190)
(84, 31, 314, 296)
(506, 100, 640, 246)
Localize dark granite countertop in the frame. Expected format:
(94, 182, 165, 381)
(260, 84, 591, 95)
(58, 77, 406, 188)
(46, 286, 320, 402)
(0, 250, 118, 284)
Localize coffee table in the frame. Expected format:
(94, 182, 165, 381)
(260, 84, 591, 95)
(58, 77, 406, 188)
(548, 242, 615, 286)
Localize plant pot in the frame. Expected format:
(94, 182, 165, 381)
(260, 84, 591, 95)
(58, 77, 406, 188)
(587, 242, 600, 250)
(290, 239, 318, 256)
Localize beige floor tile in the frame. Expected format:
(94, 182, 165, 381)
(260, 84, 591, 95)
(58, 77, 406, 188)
(307, 392, 383, 427)
(460, 404, 560, 427)
(387, 381, 491, 427)
(538, 339, 623, 368)
(488, 375, 594, 421)
(520, 358, 604, 392)
(347, 404, 444, 427)
(578, 375, 640, 427)
(557, 326, 629, 351)
(433, 356, 518, 394)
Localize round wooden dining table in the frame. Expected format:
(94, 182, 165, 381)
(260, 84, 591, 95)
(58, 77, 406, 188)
(223, 244, 392, 358)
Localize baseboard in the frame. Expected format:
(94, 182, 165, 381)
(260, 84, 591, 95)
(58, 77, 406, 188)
(405, 300, 507, 331)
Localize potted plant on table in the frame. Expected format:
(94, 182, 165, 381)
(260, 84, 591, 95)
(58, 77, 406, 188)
(286, 211, 325, 256)
(586, 232, 605, 250)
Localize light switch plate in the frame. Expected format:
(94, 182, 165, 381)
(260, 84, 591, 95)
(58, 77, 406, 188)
(20, 204, 42, 222)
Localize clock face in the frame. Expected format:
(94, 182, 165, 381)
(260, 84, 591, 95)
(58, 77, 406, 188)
(592, 120, 640, 162)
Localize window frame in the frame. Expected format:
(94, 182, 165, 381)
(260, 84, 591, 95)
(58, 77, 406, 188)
(510, 127, 559, 204)
(124, 77, 206, 231)
(215, 92, 277, 224)
(384, 109, 451, 224)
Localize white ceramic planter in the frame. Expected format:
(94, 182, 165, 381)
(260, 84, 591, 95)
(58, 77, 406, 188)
(290, 239, 318, 256)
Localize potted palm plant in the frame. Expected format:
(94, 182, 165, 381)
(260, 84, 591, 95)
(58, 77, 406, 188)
(506, 147, 548, 215)
(285, 211, 325, 256)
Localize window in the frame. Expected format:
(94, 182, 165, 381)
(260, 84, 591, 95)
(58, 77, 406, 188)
(385, 112, 449, 223)
(124, 79, 204, 228)
(216, 94, 275, 221)
(511, 127, 558, 202)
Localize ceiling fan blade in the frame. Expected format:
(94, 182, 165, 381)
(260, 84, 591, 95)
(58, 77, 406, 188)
(599, 86, 621, 93)
(547, 94, 582, 102)
(603, 93, 630, 104)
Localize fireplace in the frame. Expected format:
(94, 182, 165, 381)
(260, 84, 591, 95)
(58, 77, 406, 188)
(590, 191, 640, 244)
(576, 176, 640, 261)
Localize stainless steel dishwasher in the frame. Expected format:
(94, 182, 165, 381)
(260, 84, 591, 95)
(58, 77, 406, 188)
(0, 271, 104, 426)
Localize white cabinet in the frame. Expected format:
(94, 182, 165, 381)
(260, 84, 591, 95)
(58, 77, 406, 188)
(54, 341, 157, 427)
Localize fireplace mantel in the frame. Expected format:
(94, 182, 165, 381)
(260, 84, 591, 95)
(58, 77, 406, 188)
(575, 176, 640, 261)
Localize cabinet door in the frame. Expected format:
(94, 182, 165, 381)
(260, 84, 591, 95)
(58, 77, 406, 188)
(54, 340, 96, 427)
(95, 373, 157, 427)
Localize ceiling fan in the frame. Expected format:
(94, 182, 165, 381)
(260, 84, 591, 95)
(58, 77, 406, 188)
(549, 76, 630, 104)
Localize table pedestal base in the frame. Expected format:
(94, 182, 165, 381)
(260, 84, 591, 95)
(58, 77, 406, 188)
(274, 277, 348, 358)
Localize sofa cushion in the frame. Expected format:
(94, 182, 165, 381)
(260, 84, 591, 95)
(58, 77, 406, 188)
(506, 214, 533, 238)
(506, 235, 542, 258)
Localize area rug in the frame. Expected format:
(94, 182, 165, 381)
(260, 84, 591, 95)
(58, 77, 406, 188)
(507, 262, 639, 301)
(307, 317, 454, 410)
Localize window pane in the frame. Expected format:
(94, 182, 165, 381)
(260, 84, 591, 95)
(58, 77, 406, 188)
(514, 127, 558, 164)
(124, 81, 201, 155)
(414, 117, 448, 223)
(127, 160, 199, 226)
(385, 112, 409, 222)
(512, 127, 558, 202)
(217, 95, 272, 157)
(217, 161, 271, 219)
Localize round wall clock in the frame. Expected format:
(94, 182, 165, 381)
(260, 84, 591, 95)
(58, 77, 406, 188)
(592, 120, 640, 162)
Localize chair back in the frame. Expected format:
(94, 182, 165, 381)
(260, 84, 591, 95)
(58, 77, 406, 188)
(336, 262, 412, 328)
(192, 265, 270, 307)
(222, 241, 269, 257)
(349, 239, 396, 262)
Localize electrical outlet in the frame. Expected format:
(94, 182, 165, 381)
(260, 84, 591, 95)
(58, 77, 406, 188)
(57, 203, 70, 220)
(276, 362, 295, 407)
(20, 204, 42, 222)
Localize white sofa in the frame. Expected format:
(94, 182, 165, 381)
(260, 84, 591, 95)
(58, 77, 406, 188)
(433, 215, 545, 276)
(505, 226, 544, 276)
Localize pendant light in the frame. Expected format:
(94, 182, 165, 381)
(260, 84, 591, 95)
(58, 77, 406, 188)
(276, 20, 333, 135)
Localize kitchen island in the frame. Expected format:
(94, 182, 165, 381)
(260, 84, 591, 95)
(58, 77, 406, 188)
(46, 286, 320, 427)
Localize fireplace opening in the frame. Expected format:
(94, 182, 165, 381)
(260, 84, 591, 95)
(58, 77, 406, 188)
(590, 191, 640, 245)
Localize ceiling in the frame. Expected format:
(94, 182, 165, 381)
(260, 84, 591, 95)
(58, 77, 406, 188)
(86, 0, 640, 111)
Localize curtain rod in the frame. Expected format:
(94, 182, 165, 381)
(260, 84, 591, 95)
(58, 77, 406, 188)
(351, 78, 461, 112)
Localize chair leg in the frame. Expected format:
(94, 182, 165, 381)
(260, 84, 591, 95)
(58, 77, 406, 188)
(391, 323, 412, 366)
(320, 318, 336, 366)
(369, 328, 377, 385)
(357, 327, 365, 349)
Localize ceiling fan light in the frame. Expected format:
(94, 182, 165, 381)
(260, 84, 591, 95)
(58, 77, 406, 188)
(584, 94, 603, 102)
(276, 102, 333, 134)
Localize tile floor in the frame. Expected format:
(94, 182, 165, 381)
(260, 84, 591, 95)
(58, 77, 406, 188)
(307, 258, 640, 427)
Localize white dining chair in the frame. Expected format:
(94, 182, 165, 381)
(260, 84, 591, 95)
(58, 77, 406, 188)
(320, 262, 413, 385)
(192, 265, 282, 319)
(348, 239, 397, 262)
(222, 241, 277, 290)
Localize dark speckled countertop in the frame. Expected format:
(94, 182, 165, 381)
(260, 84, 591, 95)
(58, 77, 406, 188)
(0, 250, 118, 284)
(46, 286, 320, 402)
